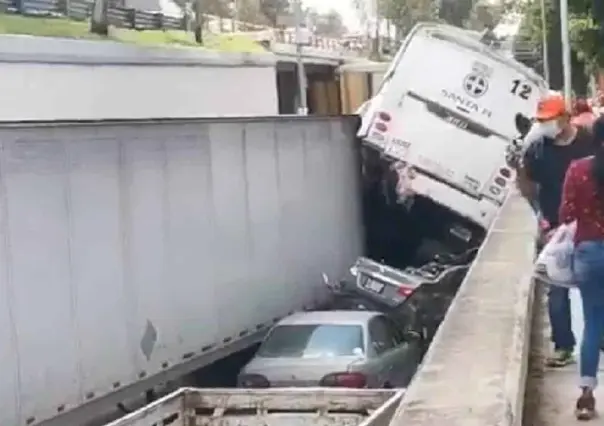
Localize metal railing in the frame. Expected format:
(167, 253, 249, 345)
(276, 30, 365, 52)
(0, 0, 187, 30)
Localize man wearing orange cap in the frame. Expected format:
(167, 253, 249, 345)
(519, 94, 594, 367)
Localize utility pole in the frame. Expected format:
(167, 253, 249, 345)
(293, 0, 308, 115)
(194, 0, 204, 44)
(90, 0, 109, 35)
(539, 0, 550, 84)
(231, 0, 236, 32)
(370, 0, 380, 59)
(595, 0, 604, 98)
(559, 0, 571, 108)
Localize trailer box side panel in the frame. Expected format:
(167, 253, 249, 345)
(0, 116, 363, 426)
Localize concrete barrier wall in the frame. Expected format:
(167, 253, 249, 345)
(389, 193, 536, 426)
(0, 36, 280, 120)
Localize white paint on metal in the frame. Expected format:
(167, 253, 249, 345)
(0, 37, 280, 120)
(0, 62, 279, 120)
(0, 116, 363, 426)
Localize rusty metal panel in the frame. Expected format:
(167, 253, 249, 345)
(103, 388, 402, 426)
(0, 116, 363, 425)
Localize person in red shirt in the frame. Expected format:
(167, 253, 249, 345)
(559, 115, 604, 420)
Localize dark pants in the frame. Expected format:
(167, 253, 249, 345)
(536, 234, 576, 352)
(548, 286, 576, 350)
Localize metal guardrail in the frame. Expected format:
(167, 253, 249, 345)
(237, 29, 373, 55)
(276, 30, 365, 52)
(0, 0, 187, 31)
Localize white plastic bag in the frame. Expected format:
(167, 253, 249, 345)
(534, 221, 577, 288)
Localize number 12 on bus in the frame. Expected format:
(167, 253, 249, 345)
(510, 79, 532, 100)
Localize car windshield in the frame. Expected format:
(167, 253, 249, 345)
(257, 324, 364, 358)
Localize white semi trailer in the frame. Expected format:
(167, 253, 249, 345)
(0, 116, 363, 426)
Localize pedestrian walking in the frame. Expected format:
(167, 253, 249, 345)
(520, 93, 594, 367)
(559, 115, 604, 420)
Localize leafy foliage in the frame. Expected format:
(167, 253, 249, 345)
(205, 0, 232, 17)
(236, 0, 271, 26)
(438, 0, 473, 27)
(465, 2, 501, 31)
(316, 10, 346, 36)
(305, 8, 347, 36)
(568, 15, 601, 69)
(259, 0, 290, 26)
(171, 0, 230, 18)
(519, 0, 603, 71)
(378, 0, 438, 38)
(377, 0, 493, 39)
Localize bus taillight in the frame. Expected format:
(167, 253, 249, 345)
(375, 122, 388, 132)
(378, 111, 392, 122)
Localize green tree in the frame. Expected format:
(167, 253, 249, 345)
(567, 0, 601, 70)
(236, 0, 270, 26)
(439, 0, 473, 27)
(519, 0, 602, 71)
(172, 0, 231, 16)
(304, 6, 319, 28)
(378, 0, 437, 39)
(205, 0, 231, 16)
(314, 10, 347, 36)
(466, 1, 501, 31)
(259, 0, 290, 26)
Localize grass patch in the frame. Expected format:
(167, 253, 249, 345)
(0, 13, 266, 52)
(205, 33, 266, 53)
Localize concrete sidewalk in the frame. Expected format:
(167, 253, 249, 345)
(385, 191, 604, 426)
(527, 288, 604, 425)
(532, 365, 604, 425)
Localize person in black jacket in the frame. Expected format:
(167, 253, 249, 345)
(521, 94, 594, 368)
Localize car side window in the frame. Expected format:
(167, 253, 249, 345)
(369, 316, 397, 354)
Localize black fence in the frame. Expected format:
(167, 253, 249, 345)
(0, 0, 187, 31)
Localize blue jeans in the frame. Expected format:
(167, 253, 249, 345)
(548, 285, 576, 351)
(535, 232, 575, 352)
(574, 241, 604, 389)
